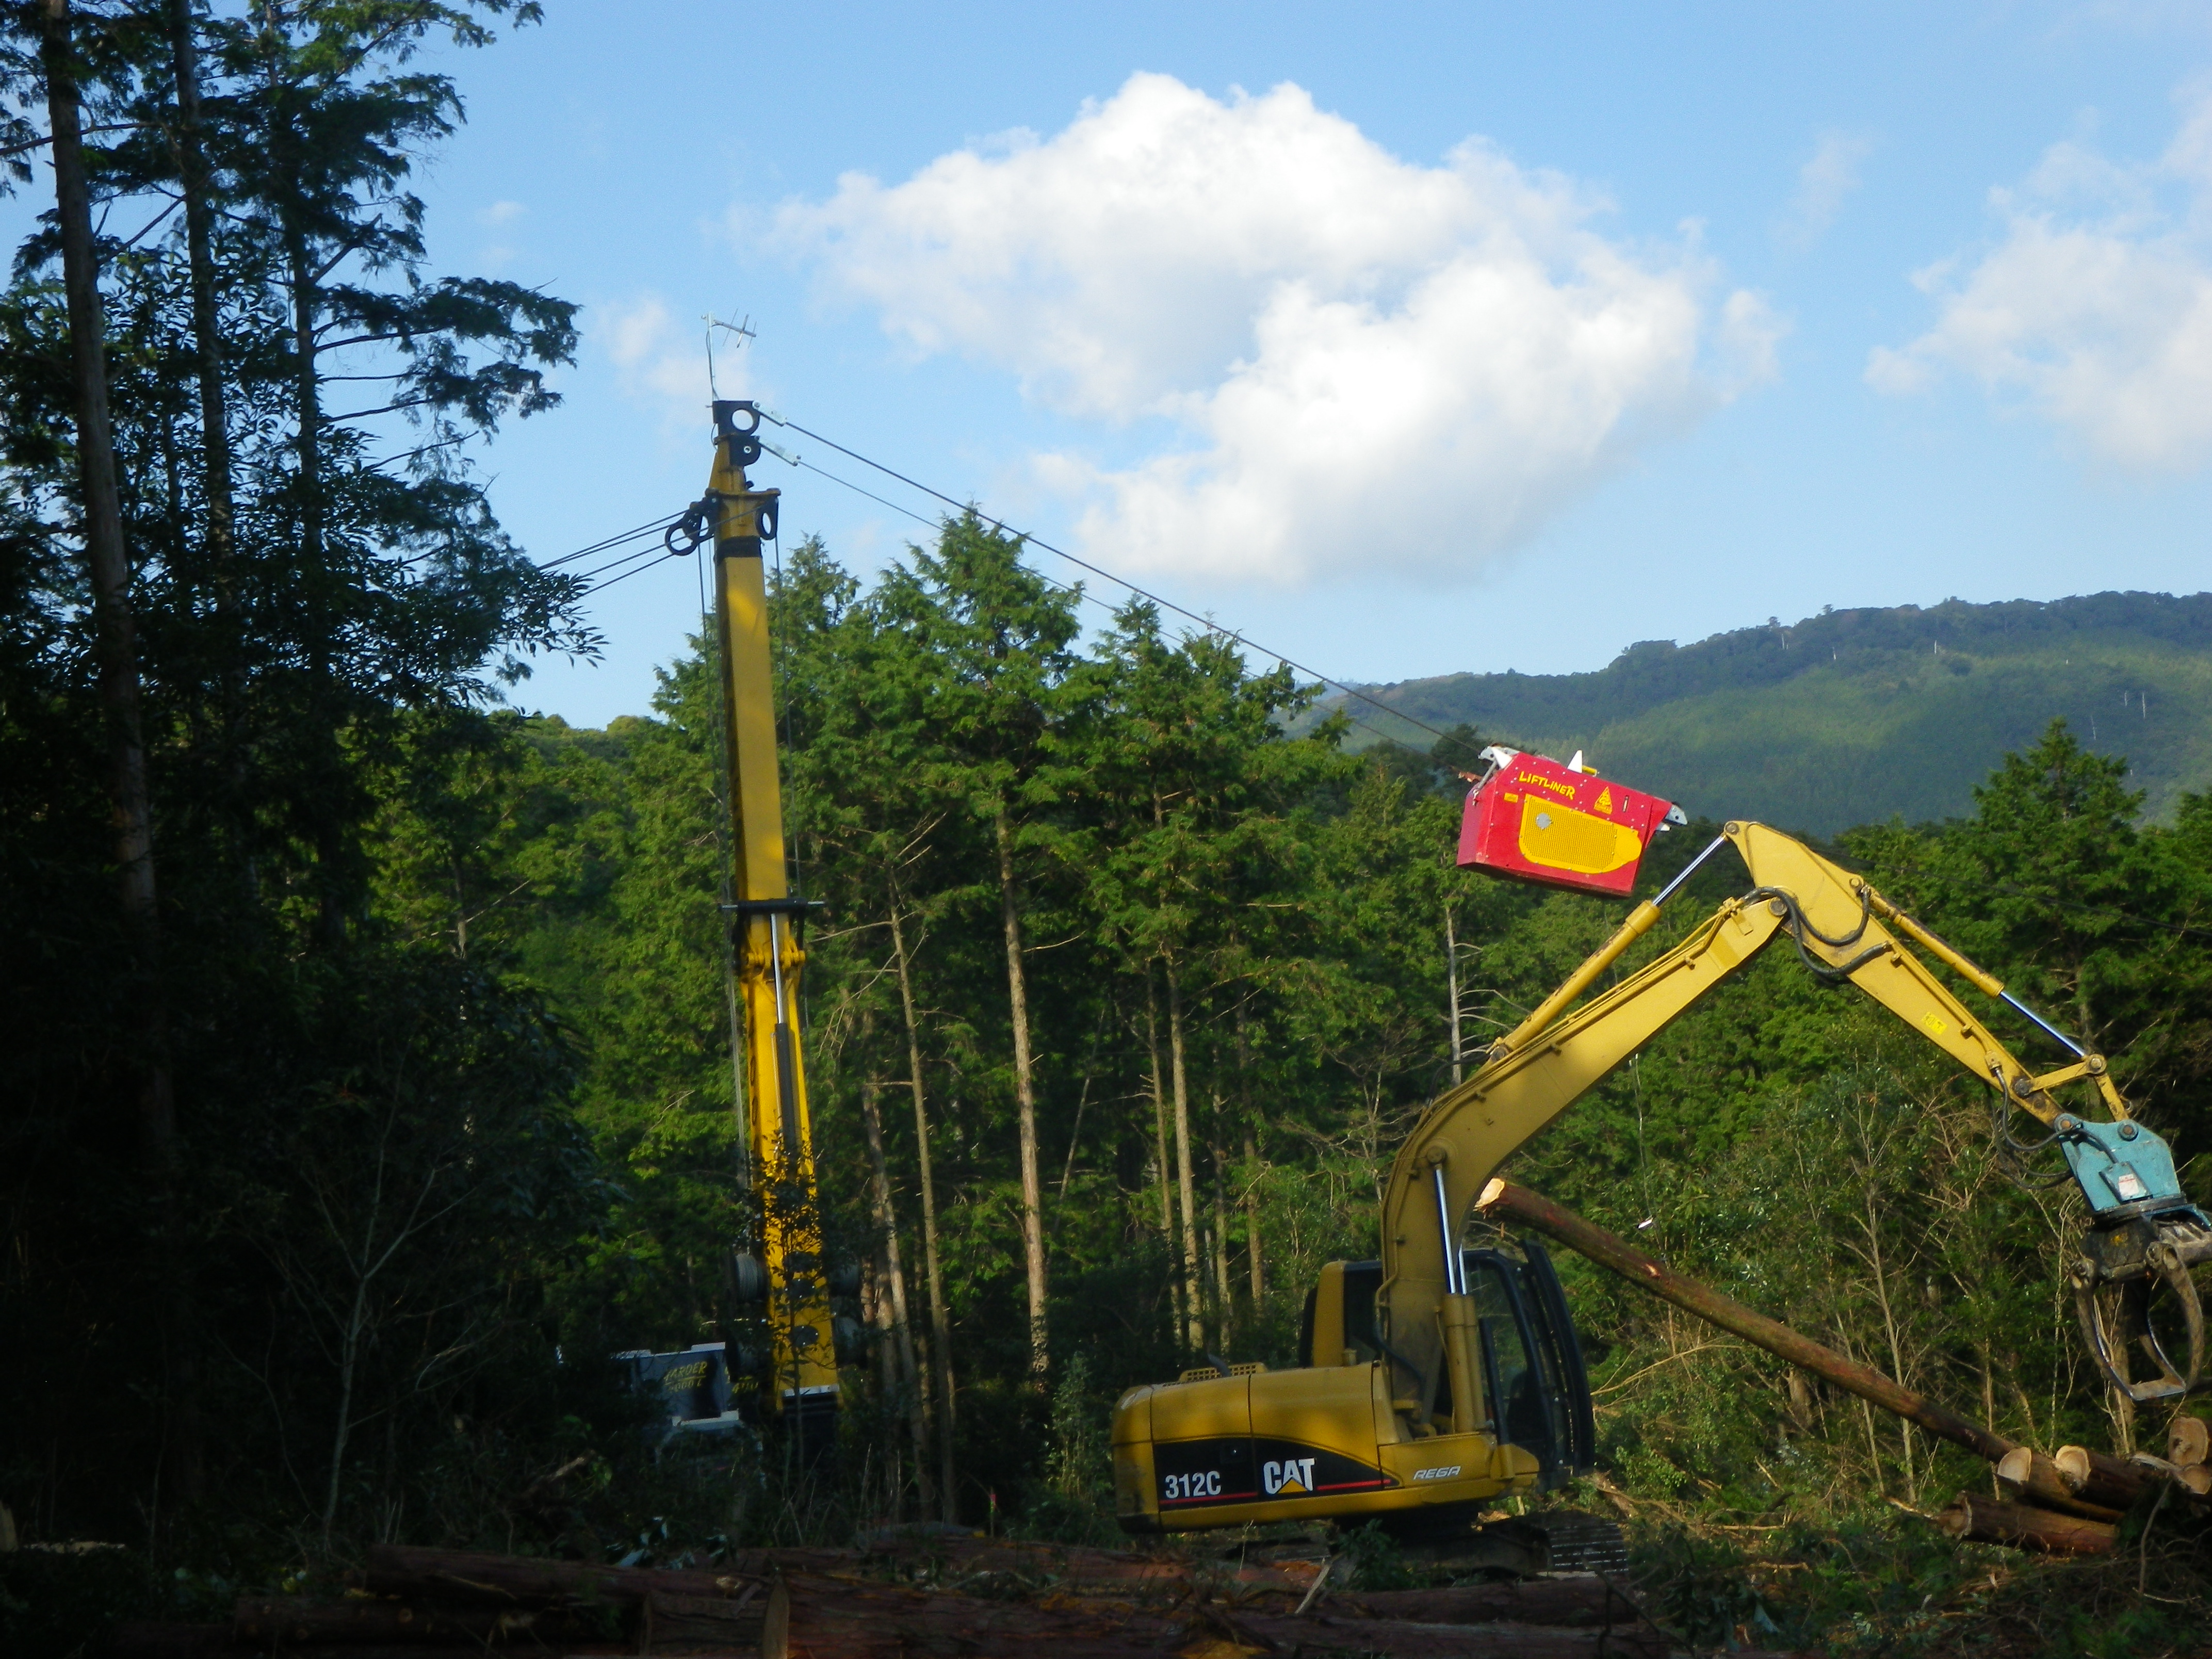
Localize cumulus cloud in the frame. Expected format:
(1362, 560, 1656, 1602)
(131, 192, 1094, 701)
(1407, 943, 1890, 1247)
(1868, 88, 2212, 471)
(600, 294, 715, 416)
(1779, 131, 1874, 248)
(775, 73, 1775, 584)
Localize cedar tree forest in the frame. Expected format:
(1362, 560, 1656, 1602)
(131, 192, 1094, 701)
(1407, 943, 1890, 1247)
(8, 6, 2212, 1652)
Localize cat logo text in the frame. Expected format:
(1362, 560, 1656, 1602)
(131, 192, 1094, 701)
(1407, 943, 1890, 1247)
(1262, 1457, 1318, 1495)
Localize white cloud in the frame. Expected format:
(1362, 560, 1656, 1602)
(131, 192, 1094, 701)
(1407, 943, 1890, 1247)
(476, 199, 527, 226)
(774, 73, 1775, 584)
(1868, 88, 2212, 472)
(1779, 131, 1874, 249)
(599, 294, 717, 416)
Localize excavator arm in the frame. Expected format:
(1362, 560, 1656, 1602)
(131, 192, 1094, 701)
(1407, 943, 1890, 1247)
(1380, 821, 2211, 1414)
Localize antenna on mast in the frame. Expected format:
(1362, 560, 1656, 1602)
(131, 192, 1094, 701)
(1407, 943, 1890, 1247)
(703, 313, 757, 398)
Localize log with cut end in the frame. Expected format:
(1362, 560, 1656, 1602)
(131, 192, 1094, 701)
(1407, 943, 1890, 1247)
(1938, 1493, 2115, 1555)
(2170, 1414, 2210, 1468)
(2054, 1444, 2157, 1510)
(1993, 1448, 2122, 1521)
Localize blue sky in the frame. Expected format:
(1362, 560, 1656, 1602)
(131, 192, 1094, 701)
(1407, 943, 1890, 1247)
(228, 4, 2212, 721)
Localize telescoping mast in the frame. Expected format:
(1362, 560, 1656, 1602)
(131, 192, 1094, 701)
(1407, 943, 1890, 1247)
(701, 399, 839, 1451)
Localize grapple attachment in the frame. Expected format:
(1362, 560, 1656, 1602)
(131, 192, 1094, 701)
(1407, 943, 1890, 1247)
(2072, 1205, 2212, 1403)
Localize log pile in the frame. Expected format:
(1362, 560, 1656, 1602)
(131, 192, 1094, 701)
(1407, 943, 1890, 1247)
(1934, 1424, 2212, 1555)
(101, 1536, 1799, 1658)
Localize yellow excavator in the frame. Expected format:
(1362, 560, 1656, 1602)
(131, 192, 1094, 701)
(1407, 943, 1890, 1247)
(1112, 806, 2212, 1539)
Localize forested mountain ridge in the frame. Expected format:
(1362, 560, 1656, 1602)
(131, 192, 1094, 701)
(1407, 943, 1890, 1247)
(1314, 591, 2212, 830)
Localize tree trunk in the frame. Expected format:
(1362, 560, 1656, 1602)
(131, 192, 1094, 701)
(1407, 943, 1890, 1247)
(1144, 975, 1183, 1346)
(164, 0, 239, 652)
(1235, 1003, 1261, 1307)
(888, 899, 956, 1521)
(857, 1067, 933, 1516)
(993, 796, 1049, 1386)
(1208, 1103, 1231, 1342)
(1165, 964, 1202, 1352)
(41, 0, 200, 1510)
(1243, 1130, 1263, 1306)
(262, 21, 347, 947)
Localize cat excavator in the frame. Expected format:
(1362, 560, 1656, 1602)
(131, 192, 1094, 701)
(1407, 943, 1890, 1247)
(1112, 770, 2212, 1539)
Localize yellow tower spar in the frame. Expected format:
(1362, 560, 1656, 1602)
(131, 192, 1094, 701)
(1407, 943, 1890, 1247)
(703, 399, 839, 1450)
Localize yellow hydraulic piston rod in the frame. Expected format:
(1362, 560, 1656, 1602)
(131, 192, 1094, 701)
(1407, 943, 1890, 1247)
(703, 399, 838, 1439)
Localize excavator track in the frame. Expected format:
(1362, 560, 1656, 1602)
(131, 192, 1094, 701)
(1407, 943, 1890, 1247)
(1385, 1507, 1630, 1577)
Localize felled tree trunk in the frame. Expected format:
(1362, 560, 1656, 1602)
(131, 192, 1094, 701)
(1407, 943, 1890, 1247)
(768, 1573, 1668, 1659)
(362, 1543, 790, 1605)
(767, 1573, 1183, 1659)
(1937, 1493, 2116, 1555)
(233, 1595, 596, 1647)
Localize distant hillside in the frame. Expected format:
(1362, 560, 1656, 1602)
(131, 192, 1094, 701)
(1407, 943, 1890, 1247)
(1311, 592, 2212, 833)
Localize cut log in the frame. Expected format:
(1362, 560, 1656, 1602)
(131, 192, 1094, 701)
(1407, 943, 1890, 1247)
(764, 1572, 1188, 1659)
(1345, 1577, 1648, 1628)
(2169, 1414, 2211, 1468)
(363, 1544, 776, 1608)
(232, 1593, 612, 1647)
(1992, 1448, 2122, 1521)
(642, 1582, 771, 1652)
(763, 1571, 1666, 1659)
(1937, 1493, 2115, 1555)
(2054, 1444, 2157, 1510)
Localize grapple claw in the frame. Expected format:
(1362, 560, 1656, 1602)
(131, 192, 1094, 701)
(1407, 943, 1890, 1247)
(2072, 1221, 2211, 1403)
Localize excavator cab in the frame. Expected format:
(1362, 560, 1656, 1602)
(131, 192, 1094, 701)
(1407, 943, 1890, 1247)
(1295, 1245, 1591, 1485)
(1462, 1241, 1597, 1487)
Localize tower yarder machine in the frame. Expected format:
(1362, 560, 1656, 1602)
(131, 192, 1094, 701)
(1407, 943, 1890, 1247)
(699, 399, 839, 1444)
